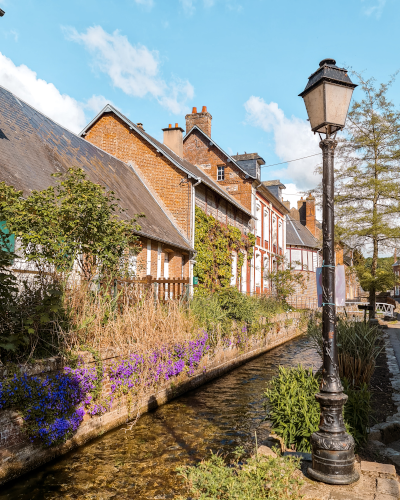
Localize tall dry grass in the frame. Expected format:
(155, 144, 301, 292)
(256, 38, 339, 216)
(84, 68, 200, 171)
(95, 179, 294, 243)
(59, 281, 197, 356)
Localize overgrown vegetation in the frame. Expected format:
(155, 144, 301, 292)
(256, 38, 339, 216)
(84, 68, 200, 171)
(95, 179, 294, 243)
(194, 207, 255, 291)
(177, 448, 303, 500)
(264, 365, 371, 452)
(190, 286, 286, 346)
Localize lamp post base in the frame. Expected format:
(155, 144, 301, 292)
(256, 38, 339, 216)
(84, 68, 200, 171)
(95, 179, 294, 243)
(308, 466, 359, 485)
(309, 392, 359, 485)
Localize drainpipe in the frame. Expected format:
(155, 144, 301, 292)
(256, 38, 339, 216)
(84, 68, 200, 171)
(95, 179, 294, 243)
(189, 178, 202, 297)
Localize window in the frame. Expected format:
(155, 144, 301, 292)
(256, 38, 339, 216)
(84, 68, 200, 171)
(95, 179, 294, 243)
(272, 216, 277, 246)
(264, 209, 269, 241)
(256, 203, 261, 237)
(231, 251, 237, 286)
(241, 251, 247, 293)
(255, 252, 261, 287)
(278, 220, 283, 249)
(217, 165, 225, 181)
(263, 255, 269, 288)
(291, 249, 301, 270)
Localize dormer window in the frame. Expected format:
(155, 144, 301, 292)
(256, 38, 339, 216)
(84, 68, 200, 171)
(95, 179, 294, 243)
(217, 165, 225, 181)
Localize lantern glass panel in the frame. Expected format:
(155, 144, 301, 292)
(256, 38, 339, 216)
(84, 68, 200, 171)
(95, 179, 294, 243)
(303, 83, 325, 131)
(325, 82, 354, 128)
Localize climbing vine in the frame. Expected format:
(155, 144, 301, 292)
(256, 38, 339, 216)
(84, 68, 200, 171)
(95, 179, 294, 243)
(194, 207, 255, 292)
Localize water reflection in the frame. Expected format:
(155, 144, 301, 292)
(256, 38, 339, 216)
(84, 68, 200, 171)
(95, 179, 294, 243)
(0, 336, 320, 499)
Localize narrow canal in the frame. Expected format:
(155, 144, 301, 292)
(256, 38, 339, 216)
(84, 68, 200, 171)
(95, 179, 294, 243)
(1, 335, 320, 500)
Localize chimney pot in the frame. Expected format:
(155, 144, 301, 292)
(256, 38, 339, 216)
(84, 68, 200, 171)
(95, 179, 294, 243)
(175, 123, 178, 128)
(137, 123, 144, 130)
(185, 105, 212, 137)
(169, 124, 172, 128)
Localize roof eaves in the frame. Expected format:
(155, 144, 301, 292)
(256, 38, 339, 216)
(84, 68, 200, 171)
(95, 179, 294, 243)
(80, 104, 199, 181)
(183, 125, 256, 180)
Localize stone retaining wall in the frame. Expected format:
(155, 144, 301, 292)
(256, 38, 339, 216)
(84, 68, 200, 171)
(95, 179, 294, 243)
(0, 311, 306, 485)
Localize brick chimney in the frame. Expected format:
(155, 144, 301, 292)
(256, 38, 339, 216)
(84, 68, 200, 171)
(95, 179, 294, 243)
(185, 106, 212, 137)
(283, 200, 291, 210)
(162, 123, 184, 158)
(297, 197, 306, 225)
(306, 194, 316, 237)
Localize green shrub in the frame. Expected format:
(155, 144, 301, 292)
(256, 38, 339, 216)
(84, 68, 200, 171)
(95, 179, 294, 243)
(190, 287, 287, 343)
(307, 318, 383, 386)
(264, 365, 320, 452)
(264, 366, 370, 452)
(177, 449, 303, 500)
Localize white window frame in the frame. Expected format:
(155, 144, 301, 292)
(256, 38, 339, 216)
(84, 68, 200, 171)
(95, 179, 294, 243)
(217, 165, 225, 181)
(256, 202, 262, 238)
(231, 251, 237, 286)
(255, 252, 262, 287)
(264, 208, 269, 241)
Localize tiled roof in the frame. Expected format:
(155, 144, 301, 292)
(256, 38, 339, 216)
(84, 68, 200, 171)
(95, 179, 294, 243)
(80, 105, 253, 218)
(286, 215, 320, 249)
(0, 85, 193, 251)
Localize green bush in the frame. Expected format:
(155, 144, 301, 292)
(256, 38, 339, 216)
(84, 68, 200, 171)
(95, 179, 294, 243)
(190, 287, 286, 342)
(264, 366, 370, 452)
(264, 366, 320, 452)
(177, 449, 303, 500)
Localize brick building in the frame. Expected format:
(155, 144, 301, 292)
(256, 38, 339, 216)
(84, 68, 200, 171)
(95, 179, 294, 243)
(284, 196, 321, 300)
(0, 85, 194, 280)
(183, 107, 288, 295)
(79, 104, 253, 290)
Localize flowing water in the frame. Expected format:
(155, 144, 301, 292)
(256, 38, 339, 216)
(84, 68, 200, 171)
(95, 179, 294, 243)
(0, 335, 320, 500)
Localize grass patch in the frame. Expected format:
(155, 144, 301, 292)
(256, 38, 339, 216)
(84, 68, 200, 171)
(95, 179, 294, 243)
(176, 448, 303, 500)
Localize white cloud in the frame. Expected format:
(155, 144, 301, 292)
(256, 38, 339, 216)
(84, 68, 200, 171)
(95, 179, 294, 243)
(244, 96, 321, 191)
(0, 52, 109, 133)
(64, 26, 194, 115)
(4, 30, 19, 42)
(362, 0, 386, 18)
(133, 0, 154, 8)
(179, 0, 196, 15)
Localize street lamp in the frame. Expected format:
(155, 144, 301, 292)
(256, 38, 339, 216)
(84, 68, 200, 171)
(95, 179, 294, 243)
(299, 59, 358, 485)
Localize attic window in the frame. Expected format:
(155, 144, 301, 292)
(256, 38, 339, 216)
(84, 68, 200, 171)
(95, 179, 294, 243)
(217, 165, 225, 181)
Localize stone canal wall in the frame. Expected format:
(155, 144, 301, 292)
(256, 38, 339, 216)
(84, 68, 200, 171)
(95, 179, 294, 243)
(0, 311, 307, 485)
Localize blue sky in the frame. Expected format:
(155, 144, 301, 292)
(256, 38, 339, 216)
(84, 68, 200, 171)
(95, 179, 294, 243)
(0, 0, 398, 206)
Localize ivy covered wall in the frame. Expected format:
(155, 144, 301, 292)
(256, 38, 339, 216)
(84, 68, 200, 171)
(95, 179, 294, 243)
(193, 207, 255, 292)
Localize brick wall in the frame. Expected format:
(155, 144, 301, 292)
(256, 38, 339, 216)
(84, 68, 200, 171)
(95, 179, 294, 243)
(183, 129, 253, 212)
(84, 113, 192, 242)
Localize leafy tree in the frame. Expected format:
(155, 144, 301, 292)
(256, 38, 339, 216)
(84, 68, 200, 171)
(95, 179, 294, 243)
(266, 256, 306, 303)
(0, 168, 142, 281)
(333, 73, 400, 317)
(355, 257, 398, 296)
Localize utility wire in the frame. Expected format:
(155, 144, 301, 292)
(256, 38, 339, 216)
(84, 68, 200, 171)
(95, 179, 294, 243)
(261, 153, 321, 169)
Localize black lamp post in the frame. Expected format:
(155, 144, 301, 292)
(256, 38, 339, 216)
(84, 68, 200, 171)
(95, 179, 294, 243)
(299, 59, 358, 485)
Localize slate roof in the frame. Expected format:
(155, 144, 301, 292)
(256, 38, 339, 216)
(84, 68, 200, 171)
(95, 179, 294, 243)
(80, 105, 253, 219)
(0, 85, 193, 251)
(286, 215, 320, 249)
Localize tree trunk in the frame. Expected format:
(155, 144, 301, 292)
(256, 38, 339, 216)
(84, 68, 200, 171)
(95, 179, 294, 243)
(369, 237, 378, 320)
